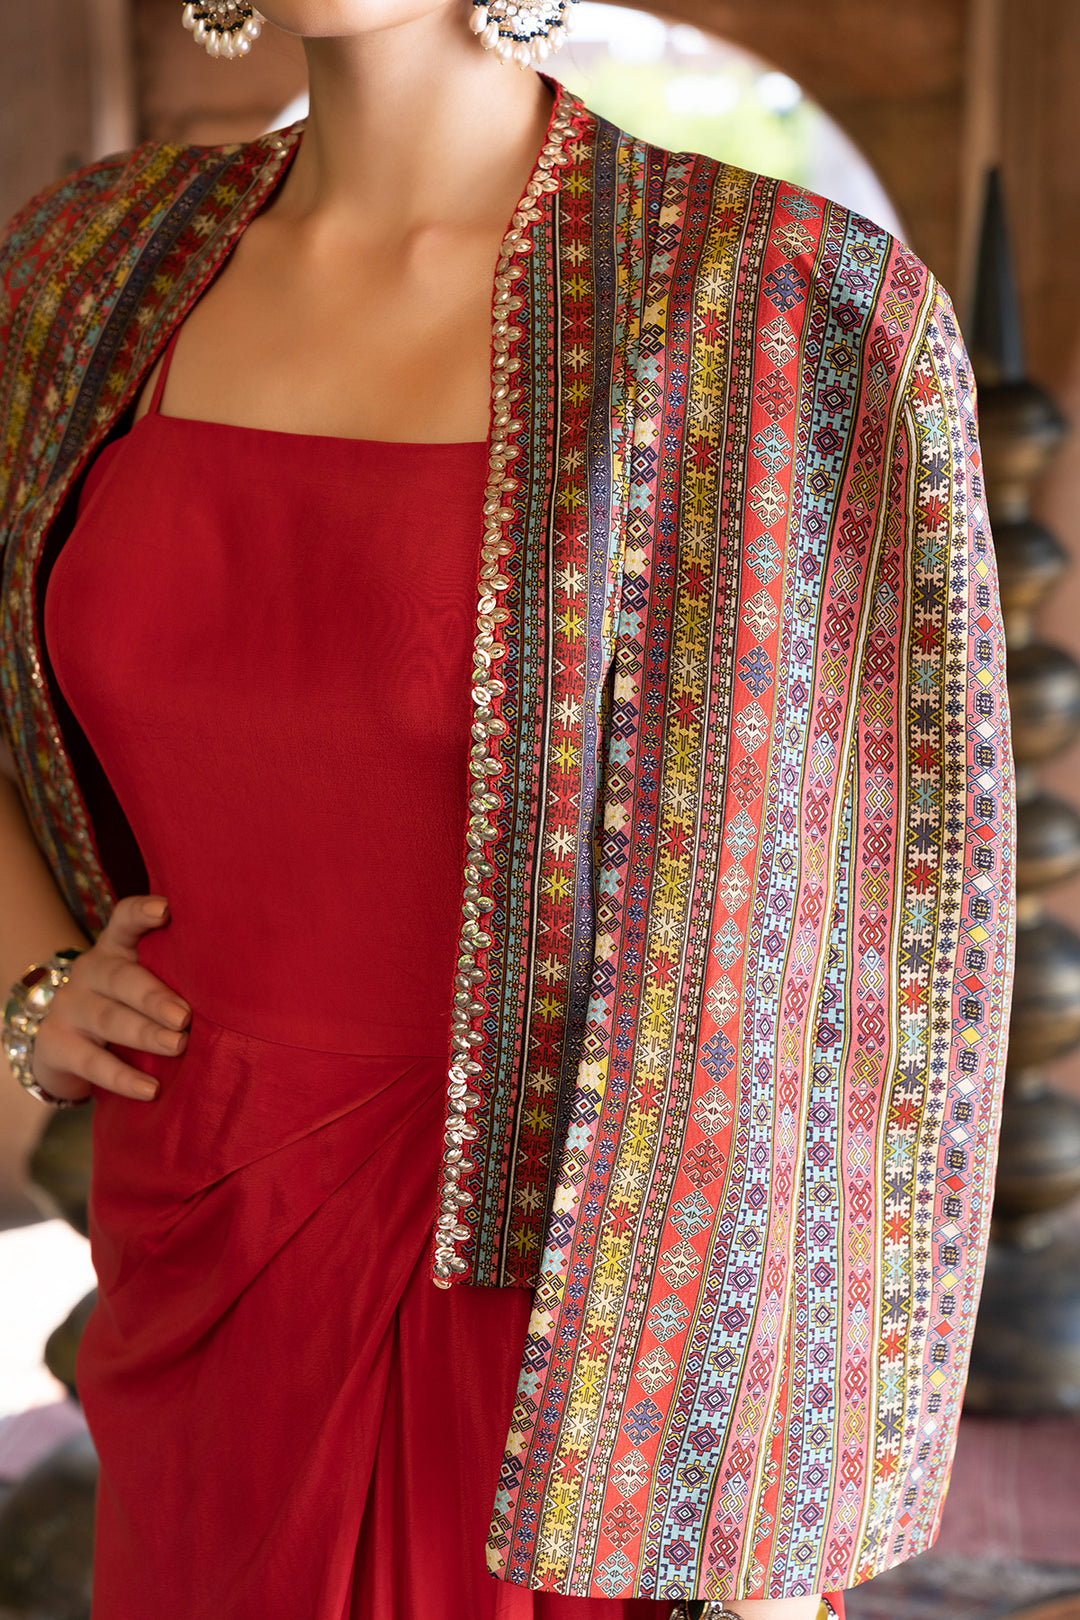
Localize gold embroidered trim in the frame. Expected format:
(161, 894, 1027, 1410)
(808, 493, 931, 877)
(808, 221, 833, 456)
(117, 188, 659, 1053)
(432, 100, 578, 1287)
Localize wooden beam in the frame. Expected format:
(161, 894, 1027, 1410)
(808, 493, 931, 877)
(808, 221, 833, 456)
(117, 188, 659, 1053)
(87, 0, 137, 159)
(957, 0, 1003, 325)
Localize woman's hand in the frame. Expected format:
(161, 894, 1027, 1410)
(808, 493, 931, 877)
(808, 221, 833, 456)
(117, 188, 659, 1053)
(32, 896, 190, 1103)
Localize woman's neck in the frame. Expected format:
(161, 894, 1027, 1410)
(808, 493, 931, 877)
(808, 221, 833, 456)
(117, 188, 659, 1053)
(271, 16, 555, 240)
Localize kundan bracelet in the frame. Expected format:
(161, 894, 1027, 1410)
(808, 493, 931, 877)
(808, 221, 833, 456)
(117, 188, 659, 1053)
(2, 948, 89, 1107)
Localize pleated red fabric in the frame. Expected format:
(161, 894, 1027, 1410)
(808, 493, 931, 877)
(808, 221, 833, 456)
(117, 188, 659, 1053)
(43, 332, 844, 1620)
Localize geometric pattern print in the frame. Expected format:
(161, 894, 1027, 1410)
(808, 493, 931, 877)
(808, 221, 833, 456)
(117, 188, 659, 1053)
(470, 112, 644, 1286)
(856, 292, 1014, 1577)
(0, 84, 1015, 1602)
(490, 144, 754, 1595)
(455, 102, 599, 1287)
(486, 167, 1015, 1595)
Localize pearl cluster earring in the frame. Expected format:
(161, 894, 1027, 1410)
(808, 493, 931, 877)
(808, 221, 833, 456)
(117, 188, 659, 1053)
(468, 0, 576, 65)
(180, 2, 264, 59)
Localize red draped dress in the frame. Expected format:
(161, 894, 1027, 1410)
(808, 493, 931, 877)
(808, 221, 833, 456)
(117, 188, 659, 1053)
(45, 329, 844, 1620)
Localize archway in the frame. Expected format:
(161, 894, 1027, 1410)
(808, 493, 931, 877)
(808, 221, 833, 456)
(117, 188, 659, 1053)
(548, 3, 904, 236)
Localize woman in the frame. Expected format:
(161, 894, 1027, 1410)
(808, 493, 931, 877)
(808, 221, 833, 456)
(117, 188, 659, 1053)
(0, 1, 1014, 1617)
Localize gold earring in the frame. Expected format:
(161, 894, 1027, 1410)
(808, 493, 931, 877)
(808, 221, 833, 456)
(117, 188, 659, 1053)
(180, 2, 264, 60)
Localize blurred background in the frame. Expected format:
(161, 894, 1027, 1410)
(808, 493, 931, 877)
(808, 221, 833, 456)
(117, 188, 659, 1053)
(1, 2, 1079, 1617)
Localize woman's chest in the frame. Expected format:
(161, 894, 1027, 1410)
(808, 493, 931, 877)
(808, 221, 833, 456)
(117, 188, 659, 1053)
(45, 418, 490, 754)
(132, 221, 504, 444)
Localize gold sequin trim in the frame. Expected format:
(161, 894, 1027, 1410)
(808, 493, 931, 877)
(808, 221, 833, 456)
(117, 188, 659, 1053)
(432, 101, 579, 1288)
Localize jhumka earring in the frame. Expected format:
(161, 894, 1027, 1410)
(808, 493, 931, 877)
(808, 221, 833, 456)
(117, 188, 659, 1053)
(180, 2, 264, 59)
(469, 0, 576, 65)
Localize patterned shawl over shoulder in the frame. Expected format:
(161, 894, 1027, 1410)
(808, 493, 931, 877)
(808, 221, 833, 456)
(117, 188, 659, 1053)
(0, 83, 1014, 1602)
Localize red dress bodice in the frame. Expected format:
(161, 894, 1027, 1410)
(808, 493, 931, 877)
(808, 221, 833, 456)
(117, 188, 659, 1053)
(45, 361, 488, 1055)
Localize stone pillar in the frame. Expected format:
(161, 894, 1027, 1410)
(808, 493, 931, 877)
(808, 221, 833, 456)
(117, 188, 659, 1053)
(965, 170, 1080, 1414)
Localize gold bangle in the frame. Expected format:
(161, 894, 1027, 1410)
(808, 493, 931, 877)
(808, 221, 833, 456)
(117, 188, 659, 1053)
(2, 949, 89, 1108)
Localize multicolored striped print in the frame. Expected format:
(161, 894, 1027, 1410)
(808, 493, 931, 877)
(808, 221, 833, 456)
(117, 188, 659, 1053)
(0, 80, 1013, 1601)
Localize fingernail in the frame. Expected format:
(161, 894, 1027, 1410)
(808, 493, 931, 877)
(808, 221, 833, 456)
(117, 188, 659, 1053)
(164, 1002, 189, 1029)
(135, 1079, 159, 1100)
(159, 1030, 185, 1053)
(144, 898, 168, 920)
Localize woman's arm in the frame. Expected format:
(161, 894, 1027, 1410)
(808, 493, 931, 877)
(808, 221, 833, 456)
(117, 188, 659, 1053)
(0, 742, 89, 976)
(0, 743, 189, 1103)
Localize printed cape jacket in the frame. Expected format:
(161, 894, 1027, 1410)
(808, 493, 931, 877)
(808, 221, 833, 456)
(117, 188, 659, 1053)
(0, 81, 1014, 1604)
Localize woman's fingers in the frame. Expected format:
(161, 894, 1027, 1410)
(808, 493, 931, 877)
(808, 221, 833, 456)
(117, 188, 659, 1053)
(99, 893, 172, 953)
(63, 895, 190, 1033)
(93, 957, 190, 1031)
(39, 1033, 159, 1102)
(29, 893, 189, 1102)
(34, 1014, 161, 1101)
(87, 993, 188, 1055)
(78, 1041, 160, 1100)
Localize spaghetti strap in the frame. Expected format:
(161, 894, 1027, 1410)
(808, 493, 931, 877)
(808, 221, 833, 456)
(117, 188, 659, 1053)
(147, 327, 183, 416)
